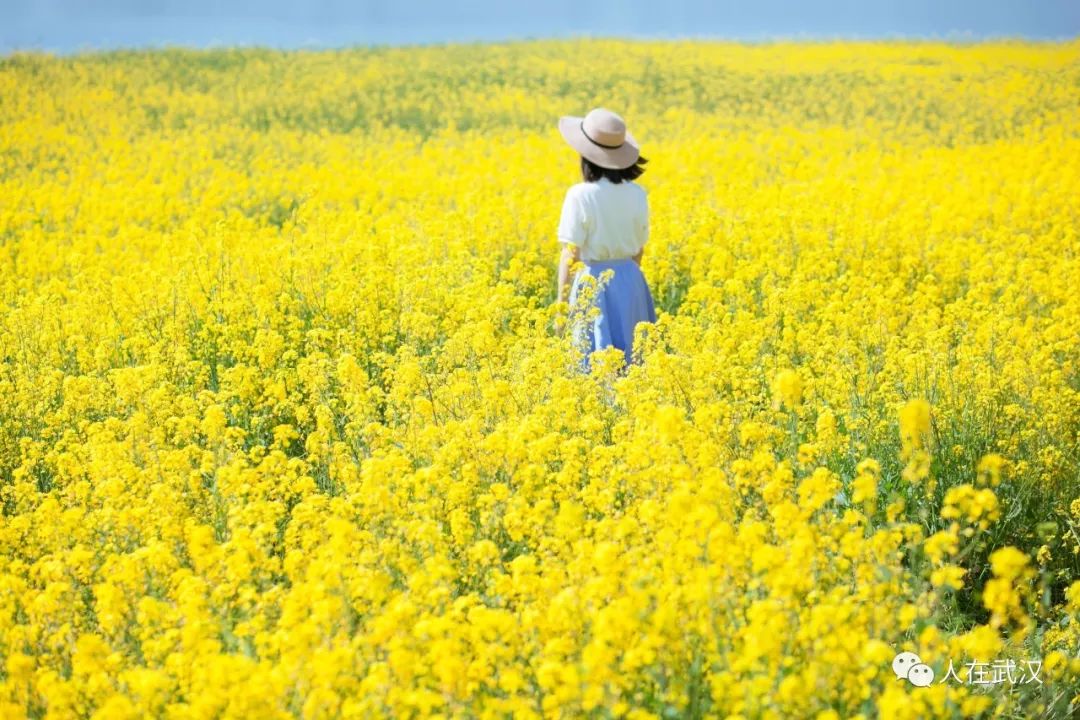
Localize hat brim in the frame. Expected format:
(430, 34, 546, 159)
(559, 115, 640, 170)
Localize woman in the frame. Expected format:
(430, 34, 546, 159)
(556, 107, 657, 372)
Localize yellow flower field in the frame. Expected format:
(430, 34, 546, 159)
(1, 39, 1079, 718)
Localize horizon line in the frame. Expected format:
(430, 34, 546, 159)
(5, 31, 1080, 58)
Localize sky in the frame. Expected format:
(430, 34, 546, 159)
(3, 0, 1079, 54)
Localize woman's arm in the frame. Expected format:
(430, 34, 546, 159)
(632, 245, 644, 266)
(557, 242, 580, 303)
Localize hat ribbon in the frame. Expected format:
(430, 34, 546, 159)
(580, 120, 624, 149)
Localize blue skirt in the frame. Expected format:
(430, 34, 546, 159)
(568, 258, 658, 372)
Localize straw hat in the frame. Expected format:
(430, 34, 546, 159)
(558, 108, 640, 170)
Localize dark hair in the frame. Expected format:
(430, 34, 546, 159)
(581, 154, 648, 183)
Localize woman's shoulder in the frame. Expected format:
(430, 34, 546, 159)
(624, 181, 647, 208)
(564, 181, 591, 200)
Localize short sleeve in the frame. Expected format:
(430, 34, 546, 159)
(557, 186, 587, 248)
(635, 190, 649, 249)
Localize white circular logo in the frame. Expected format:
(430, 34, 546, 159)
(907, 662, 935, 687)
(891, 651, 922, 681)
(892, 651, 935, 686)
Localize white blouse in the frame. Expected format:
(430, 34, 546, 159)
(557, 176, 649, 261)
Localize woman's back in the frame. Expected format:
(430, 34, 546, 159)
(558, 176, 648, 261)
